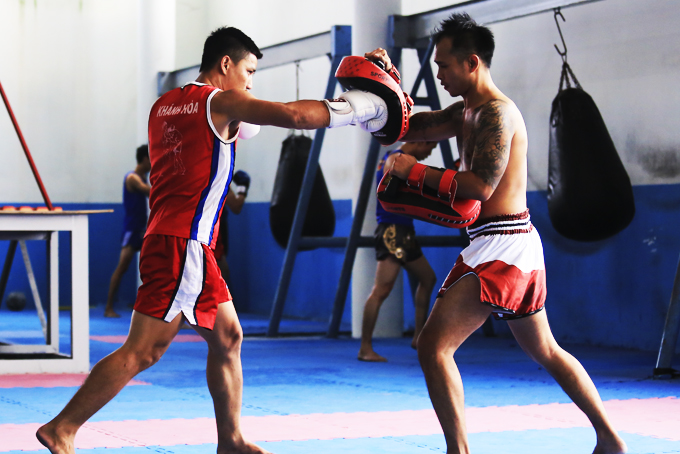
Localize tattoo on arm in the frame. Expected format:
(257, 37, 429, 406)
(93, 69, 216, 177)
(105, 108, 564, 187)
(408, 102, 463, 135)
(470, 100, 513, 190)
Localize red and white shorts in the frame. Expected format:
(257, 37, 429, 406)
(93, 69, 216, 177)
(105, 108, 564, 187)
(134, 234, 232, 329)
(437, 210, 546, 320)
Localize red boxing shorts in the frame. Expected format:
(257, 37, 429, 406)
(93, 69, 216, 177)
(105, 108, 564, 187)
(437, 210, 546, 320)
(134, 234, 232, 329)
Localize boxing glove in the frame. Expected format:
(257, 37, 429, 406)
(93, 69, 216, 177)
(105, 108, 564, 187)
(324, 89, 387, 132)
(232, 170, 251, 196)
(238, 122, 260, 140)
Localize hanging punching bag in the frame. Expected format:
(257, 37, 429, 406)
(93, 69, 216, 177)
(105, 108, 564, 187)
(270, 135, 335, 248)
(547, 62, 635, 241)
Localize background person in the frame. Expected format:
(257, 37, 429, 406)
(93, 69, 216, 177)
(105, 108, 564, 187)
(213, 170, 250, 286)
(359, 141, 438, 362)
(104, 144, 151, 318)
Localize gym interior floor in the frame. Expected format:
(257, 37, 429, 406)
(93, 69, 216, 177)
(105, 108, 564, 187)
(1, 307, 679, 454)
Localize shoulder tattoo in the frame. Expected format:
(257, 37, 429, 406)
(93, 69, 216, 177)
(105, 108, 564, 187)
(471, 100, 513, 190)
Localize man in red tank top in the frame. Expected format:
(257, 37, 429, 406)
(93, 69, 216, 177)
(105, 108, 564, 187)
(37, 27, 389, 454)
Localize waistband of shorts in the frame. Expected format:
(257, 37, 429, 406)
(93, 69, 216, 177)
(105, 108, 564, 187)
(466, 209, 532, 240)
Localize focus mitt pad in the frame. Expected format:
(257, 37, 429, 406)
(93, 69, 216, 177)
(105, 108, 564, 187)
(335, 56, 413, 146)
(377, 166, 481, 228)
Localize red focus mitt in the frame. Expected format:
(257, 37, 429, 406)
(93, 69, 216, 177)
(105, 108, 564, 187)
(377, 163, 481, 228)
(335, 56, 413, 146)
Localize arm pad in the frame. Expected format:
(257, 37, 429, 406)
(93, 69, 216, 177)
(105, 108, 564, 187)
(376, 166, 480, 228)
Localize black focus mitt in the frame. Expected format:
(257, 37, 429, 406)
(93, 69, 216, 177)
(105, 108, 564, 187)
(232, 170, 250, 196)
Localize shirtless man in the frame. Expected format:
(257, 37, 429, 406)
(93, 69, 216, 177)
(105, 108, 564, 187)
(36, 26, 387, 454)
(359, 141, 438, 362)
(367, 13, 627, 454)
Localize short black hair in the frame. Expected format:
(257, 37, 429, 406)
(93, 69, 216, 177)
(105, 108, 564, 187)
(136, 144, 149, 164)
(199, 27, 262, 72)
(432, 13, 495, 68)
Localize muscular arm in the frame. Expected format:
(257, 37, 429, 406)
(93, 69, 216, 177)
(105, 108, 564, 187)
(401, 101, 463, 142)
(457, 100, 514, 200)
(391, 100, 514, 202)
(211, 89, 330, 133)
(125, 173, 150, 196)
(364, 48, 462, 143)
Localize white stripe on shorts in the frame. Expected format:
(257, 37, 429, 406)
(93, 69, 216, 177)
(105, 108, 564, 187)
(163, 239, 205, 325)
(461, 228, 546, 274)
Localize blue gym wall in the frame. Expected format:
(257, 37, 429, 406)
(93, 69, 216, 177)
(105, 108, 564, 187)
(2, 185, 679, 352)
(225, 199, 353, 326)
(0, 203, 138, 315)
(403, 185, 680, 352)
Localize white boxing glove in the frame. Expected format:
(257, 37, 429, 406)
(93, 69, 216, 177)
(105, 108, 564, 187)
(323, 90, 387, 132)
(238, 122, 260, 140)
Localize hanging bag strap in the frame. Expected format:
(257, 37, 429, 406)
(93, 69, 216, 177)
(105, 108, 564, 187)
(559, 61, 583, 92)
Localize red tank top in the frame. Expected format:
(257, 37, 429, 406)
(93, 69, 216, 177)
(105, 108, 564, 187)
(146, 82, 236, 248)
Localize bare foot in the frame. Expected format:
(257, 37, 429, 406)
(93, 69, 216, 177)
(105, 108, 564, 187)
(218, 438, 272, 454)
(593, 433, 627, 454)
(36, 424, 74, 454)
(411, 337, 418, 350)
(357, 350, 387, 362)
(104, 309, 120, 318)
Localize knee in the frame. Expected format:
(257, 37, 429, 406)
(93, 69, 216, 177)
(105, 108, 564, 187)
(417, 343, 443, 372)
(122, 344, 167, 372)
(228, 325, 244, 349)
(426, 271, 438, 291)
(420, 271, 438, 294)
(416, 333, 452, 368)
(524, 344, 564, 369)
(143, 348, 165, 369)
(371, 282, 394, 302)
(210, 324, 243, 359)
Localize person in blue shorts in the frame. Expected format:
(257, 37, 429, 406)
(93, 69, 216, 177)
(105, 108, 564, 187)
(104, 145, 151, 318)
(213, 170, 250, 286)
(358, 141, 438, 362)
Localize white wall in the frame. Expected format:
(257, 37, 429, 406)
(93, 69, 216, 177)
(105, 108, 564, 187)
(489, 0, 680, 190)
(0, 0, 138, 204)
(210, 0, 357, 203)
(145, 0, 668, 199)
(398, 0, 680, 191)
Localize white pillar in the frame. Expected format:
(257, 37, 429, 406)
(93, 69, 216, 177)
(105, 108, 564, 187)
(351, 0, 403, 339)
(136, 0, 176, 285)
(137, 0, 176, 144)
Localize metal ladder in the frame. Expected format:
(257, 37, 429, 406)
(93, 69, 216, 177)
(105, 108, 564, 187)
(654, 252, 680, 378)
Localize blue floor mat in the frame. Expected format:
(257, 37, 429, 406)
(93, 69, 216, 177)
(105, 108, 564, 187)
(1, 305, 679, 454)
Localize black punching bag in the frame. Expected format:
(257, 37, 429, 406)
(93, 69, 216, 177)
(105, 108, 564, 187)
(270, 135, 335, 248)
(547, 62, 635, 241)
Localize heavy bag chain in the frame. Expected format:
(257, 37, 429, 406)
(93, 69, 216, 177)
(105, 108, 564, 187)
(559, 62, 582, 92)
(553, 8, 582, 92)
